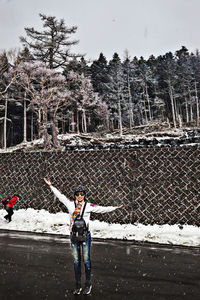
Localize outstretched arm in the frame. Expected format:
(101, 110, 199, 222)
(116, 205, 123, 209)
(89, 203, 123, 214)
(43, 178, 73, 209)
(44, 178, 52, 187)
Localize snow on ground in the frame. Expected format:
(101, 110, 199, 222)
(0, 127, 199, 153)
(0, 208, 199, 247)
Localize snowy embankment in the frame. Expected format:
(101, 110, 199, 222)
(0, 127, 200, 153)
(0, 208, 199, 247)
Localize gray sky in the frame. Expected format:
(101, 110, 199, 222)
(0, 0, 200, 61)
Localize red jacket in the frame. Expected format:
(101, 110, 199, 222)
(6, 196, 18, 208)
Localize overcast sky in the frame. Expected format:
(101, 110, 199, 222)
(0, 0, 200, 61)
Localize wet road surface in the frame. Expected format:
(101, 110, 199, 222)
(0, 229, 199, 300)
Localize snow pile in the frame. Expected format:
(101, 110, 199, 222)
(0, 208, 199, 247)
(0, 138, 44, 153)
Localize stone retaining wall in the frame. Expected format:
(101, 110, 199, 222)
(0, 147, 199, 226)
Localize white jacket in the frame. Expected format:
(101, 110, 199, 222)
(50, 186, 117, 230)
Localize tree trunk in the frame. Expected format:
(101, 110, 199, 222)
(88, 115, 91, 127)
(190, 104, 194, 123)
(62, 115, 65, 134)
(127, 74, 134, 129)
(23, 98, 27, 143)
(117, 88, 123, 136)
(178, 114, 182, 128)
(195, 81, 199, 126)
(176, 101, 182, 127)
(31, 112, 34, 141)
(76, 110, 80, 134)
(106, 112, 110, 131)
(3, 95, 8, 149)
(110, 118, 114, 131)
(42, 110, 50, 149)
(82, 109, 87, 133)
(139, 101, 145, 125)
(71, 111, 75, 133)
(1, 126, 3, 148)
(173, 95, 178, 122)
(185, 96, 189, 123)
(188, 88, 193, 123)
(168, 80, 176, 128)
(145, 83, 152, 121)
(50, 112, 60, 149)
(51, 122, 59, 148)
(142, 84, 148, 124)
(38, 109, 42, 139)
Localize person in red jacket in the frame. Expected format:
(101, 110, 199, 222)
(2, 194, 20, 222)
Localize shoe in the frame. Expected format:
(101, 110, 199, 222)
(73, 287, 82, 295)
(83, 284, 92, 295)
(4, 215, 8, 220)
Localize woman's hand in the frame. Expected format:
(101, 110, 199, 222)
(44, 178, 52, 187)
(116, 204, 124, 209)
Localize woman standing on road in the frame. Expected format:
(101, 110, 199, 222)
(44, 178, 123, 295)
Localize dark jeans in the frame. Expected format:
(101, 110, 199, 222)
(70, 232, 91, 287)
(4, 206, 14, 222)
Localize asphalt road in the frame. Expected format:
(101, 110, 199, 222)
(0, 229, 199, 300)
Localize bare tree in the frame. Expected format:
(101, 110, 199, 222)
(14, 61, 71, 149)
(0, 51, 21, 149)
(67, 71, 107, 133)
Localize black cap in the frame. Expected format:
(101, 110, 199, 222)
(74, 185, 86, 195)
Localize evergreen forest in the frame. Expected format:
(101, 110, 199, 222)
(0, 14, 200, 149)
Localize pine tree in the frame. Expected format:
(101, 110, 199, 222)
(175, 46, 193, 125)
(90, 53, 109, 96)
(105, 53, 124, 135)
(20, 13, 81, 70)
(135, 57, 155, 124)
(156, 52, 178, 127)
(189, 50, 200, 126)
(64, 57, 91, 77)
(122, 52, 138, 129)
(18, 47, 34, 63)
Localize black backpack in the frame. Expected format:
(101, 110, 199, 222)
(71, 202, 88, 242)
(2, 196, 11, 206)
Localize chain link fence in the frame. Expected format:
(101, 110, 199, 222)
(0, 147, 199, 226)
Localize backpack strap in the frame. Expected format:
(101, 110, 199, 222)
(81, 202, 87, 218)
(73, 201, 87, 219)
